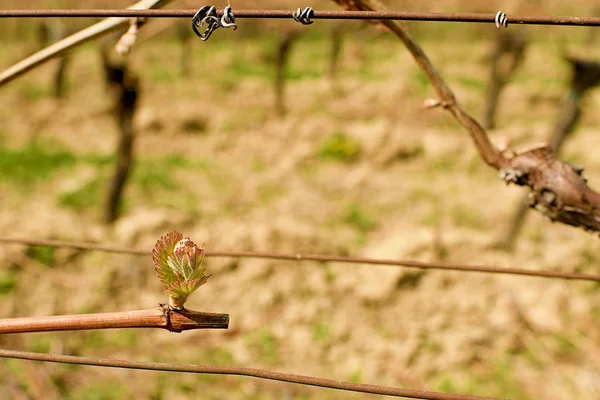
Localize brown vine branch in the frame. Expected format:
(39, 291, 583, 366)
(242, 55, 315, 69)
(1, 237, 599, 283)
(332, 1, 600, 234)
(0, 306, 229, 334)
(0, 349, 504, 400)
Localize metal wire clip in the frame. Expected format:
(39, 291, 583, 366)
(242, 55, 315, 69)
(192, 5, 238, 41)
(292, 7, 315, 25)
(495, 11, 508, 28)
(220, 5, 238, 30)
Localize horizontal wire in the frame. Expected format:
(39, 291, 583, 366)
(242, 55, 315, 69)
(0, 9, 599, 27)
(1, 237, 599, 282)
(0, 348, 504, 400)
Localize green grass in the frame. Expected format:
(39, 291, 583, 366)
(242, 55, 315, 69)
(454, 76, 486, 91)
(246, 329, 280, 364)
(0, 271, 17, 295)
(29, 336, 52, 353)
(81, 331, 138, 349)
(436, 358, 532, 400)
(411, 70, 432, 94)
(0, 139, 208, 212)
(344, 204, 376, 234)
(0, 141, 77, 186)
(189, 348, 236, 366)
(450, 204, 486, 230)
(70, 380, 131, 400)
(25, 245, 55, 267)
(59, 177, 102, 212)
(148, 65, 179, 83)
(19, 81, 50, 101)
(312, 320, 332, 343)
(406, 187, 438, 203)
(317, 132, 361, 163)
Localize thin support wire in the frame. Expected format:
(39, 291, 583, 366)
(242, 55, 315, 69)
(0, 348, 505, 400)
(0, 9, 600, 27)
(1, 237, 599, 282)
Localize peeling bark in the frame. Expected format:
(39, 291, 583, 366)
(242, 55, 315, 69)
(501, 57, 600, 247)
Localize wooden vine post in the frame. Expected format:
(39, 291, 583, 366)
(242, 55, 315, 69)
(101, 35, 140, 224)
(483, 30, 527, 130)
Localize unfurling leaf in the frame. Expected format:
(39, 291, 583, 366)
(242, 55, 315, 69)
(164, 275, 210, 309)
(153, 231, 183, 285)
(152, 231, 210, 309)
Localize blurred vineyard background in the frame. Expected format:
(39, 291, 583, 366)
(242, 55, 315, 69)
(1, 0, 600, 399)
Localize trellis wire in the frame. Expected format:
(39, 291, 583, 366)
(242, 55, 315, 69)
(0, 348, 504, 400)
(1, 237, 599, 282)
(0, 9, 600, 27)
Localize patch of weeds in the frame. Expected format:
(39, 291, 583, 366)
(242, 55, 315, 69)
(411, 70, 431, 94)
(58, 177, 102, 212)
(312, 320, 332, 343)
(348, 369, 363, 384)
(81, 331, 137, 349)
(25, 245, 55, 267)
(134, 165, 178, 193)
(455, 76, 485, 91)
(178, 381, 196, 394)
(3, 359, 25, 383)
(221, 108, 269, 133)
(252, 157, 266, 172)
(347, 64, 385, 81)
(70, 380, 132, 400)
(344, 204, 376, 234)
(246, 329, 279, 364)
(436, 359, 532, 400)
(193, 348, 235, 366)
(286, 65, 323, 81)
(577, 243, 597, 269)
(148, 65, 178, 83)
(466, 154, 485, 175)
(0, 271, 17, 295)
(29, 336, 52, 353)
(519, 346, 544, 369)
(431, 154, 458, 172)
(552, 333, 578, 361)
(257, 183, 284, 206)
(406, 187, 438, 203)
(0, 141, 77, 186)
(228, 58, 272, 81)
(419, 207, 442, 228)
(131, 155, 207, 212)
(317, 132, 361, 163)
(527, 226, 545, 245)
(450, 204, 485, 230)
(592, 306, 600, 321)
(19, 81, 49, 101)
(79, 153, 113, 167)
(324, 266, 336, 284)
